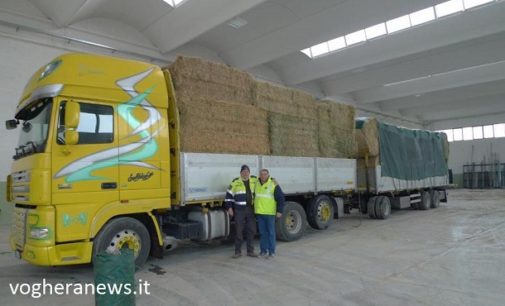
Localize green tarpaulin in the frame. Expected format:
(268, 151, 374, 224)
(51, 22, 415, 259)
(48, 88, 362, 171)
(378, 122, 448, 180)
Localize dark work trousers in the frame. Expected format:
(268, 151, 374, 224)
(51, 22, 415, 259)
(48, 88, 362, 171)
(233, 205, 256, 254)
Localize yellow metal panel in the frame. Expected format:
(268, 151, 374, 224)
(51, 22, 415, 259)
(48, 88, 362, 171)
(20, 242, 93, 266)
(19, 53, 168, 112)
(89, 198, 170, 238)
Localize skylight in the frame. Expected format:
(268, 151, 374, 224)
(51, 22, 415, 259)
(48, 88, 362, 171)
(310, 42, 329, 57)
(163, 0, 186, 8)
(345, 30, 366, 46)
(300, 0, 498, 59)
(386, 15, 411, 34)
(410, 7, 436, 26)
(464, 0, 494, 9)
(435, 0, 464, 18)
(365, 23, 387, 40)
(328, 37, 346, 51)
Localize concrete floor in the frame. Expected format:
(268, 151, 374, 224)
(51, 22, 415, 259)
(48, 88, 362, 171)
(1, 189, 504, 306)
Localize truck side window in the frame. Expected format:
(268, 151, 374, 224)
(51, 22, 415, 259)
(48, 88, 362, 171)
(57, 101, 114, 145)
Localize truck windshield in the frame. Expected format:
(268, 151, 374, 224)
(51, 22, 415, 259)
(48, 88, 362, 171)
(14, 98, 53, 159)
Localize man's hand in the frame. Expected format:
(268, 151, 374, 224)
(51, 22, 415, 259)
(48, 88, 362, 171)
(228, 208, 234, 218)
(276, 212, 282, 219)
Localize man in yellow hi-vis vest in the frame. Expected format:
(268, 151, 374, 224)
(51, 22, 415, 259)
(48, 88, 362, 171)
(224, 165, 259, 258)
(254, 169, 285, 258)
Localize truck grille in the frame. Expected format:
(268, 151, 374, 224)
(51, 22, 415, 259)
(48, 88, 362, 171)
(12, 208, 28, 250)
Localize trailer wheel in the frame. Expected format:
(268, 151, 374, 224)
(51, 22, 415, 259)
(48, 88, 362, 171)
(430, 190, 441, 208)
(418, 191, 431, 210)
(276, 201, 307, 241)
(367, 197, 378, 219)
(375, 196, 391, 220)
(93, 217, 151, 268)
(307, 195, 334, 230)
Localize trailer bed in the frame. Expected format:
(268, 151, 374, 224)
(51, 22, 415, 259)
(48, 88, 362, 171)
(180, 153, 356, 203)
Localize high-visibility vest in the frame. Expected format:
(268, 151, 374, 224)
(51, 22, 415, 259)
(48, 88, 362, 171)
(254, 177, 276, 215)
(225, 176, 257, 207)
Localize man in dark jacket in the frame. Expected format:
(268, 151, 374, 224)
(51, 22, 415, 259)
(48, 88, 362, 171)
(224, 165, 259, 258)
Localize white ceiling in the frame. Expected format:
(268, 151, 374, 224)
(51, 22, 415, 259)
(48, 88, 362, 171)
(1, 0, 504, 128)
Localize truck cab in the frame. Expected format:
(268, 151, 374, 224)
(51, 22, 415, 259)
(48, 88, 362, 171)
(6, 53, 173, 266)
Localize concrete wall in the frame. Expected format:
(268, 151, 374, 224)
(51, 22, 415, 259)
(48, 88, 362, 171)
(448, 137, 505, 187)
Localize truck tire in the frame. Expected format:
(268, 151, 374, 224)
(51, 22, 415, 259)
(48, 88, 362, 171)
(375, 196, 391, 220)
(307, 195, 334, 230)
(93, 217, 151, 268)
(276, 201, 307, 242)
(430, 190, 441, 208)
(367, 196, 378, 219)
(418, 191, 431, 210)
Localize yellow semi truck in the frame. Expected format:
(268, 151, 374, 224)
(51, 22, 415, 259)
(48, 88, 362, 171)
(6, 53, 449, 267)
(6, 53, 358, 267)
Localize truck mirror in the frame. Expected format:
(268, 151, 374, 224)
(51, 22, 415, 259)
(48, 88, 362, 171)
(5, 119, 19, 130)
(65, 101, 80, 129)
(65, 130, 79, 145)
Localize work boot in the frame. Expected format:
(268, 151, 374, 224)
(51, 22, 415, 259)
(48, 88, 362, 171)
(232, 253, 242, 259)
(247, 252, 258, 258)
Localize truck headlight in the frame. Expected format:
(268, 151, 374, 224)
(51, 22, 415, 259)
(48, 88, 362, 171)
(30, 227, 49, 239)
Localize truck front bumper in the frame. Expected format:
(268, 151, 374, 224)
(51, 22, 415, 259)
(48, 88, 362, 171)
(10, 236, 93, 266)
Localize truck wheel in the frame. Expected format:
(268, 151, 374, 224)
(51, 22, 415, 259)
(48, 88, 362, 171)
(430, 190, 441, 208)
(418, 191, 431, 210)
(93, 217, 151, 268)
(375, 196, 391, 220)
(276, 201, 307, 241)
(367, 197, 378, 219)
(307, 195, 334, 230)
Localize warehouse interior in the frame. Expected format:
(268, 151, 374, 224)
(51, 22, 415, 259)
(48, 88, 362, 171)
(0, 0, 504, 305)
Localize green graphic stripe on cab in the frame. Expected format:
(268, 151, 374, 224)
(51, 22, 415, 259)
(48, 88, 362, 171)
(55, 68, 161, 183)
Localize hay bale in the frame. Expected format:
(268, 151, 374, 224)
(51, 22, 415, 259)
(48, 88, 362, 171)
(168, 56, 254, 105)
(167, 56, 212, 82)
(355, 118, 379, 157)
(179, 98, 270, 155)
(268, 112, 318, 157)
(317, 100, 356, 158)
(253, 81, 317, 119)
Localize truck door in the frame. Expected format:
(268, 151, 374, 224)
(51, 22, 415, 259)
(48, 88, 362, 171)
(117, 103, 164, 201)
(52, 98, 119, 241)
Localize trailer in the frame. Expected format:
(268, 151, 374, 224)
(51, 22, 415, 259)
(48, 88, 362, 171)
(5, 53, 448, 268)
(353, 119, 449, 219)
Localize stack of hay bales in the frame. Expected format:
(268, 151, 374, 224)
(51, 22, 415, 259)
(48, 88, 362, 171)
(355, 118, 380, 173)
(253, 81, 319, 157)
(355, 118, 380, 157)
(168, 56, 270, 155)
(167, 55, 358, 158)
(317, 100, 356, 158)
(169, 56, 254, 104)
